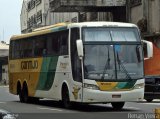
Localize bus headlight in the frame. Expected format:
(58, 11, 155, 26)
(84, 83, 100, 90)
(134, 83, 144, 89)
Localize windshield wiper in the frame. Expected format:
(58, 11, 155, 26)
(116, 52, 132, 80)
(101, 46, 110, 80)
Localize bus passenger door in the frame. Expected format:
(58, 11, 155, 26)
(70, 28, 83, 102)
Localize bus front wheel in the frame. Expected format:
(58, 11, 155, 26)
(111, 102, 125, 110)
(62, 86, 71, 108)
(146, 99, 153, 102)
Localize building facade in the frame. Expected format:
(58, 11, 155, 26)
(21, 0, 51, 33)
(21, 0, 127, 33)
(23, 0, 160, 35)
(52, 12, 114, 24)
(21, 0, 28, 33)
(130, 0, 160, 39)
(49, 0, 127, 23)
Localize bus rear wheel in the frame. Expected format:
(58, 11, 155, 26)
(17, 83, 23, 103)
(29, 97, 39, 103)
(62, 86, 71, 108)
(18, 88, 24, 103)
(111, 102, 125, 110)
(21, 84, 29, 103)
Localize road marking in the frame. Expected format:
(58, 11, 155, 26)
(125, 107, 140, 110)
(143, 103, 160, 105)
(37, 107, 63, 112)
(0, 85, 9, 88)
(0, 102, 6, 104)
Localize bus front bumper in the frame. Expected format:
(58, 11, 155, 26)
(82, 88, 144, 103)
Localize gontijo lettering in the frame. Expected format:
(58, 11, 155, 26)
(21, 60, 38, 70)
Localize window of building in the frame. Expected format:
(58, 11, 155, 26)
(37, 10, 42, 24)
(130, 0, 142, 7)
(27, 2, 31, 11)
(27, 0, 36, 11)
(30, 0, 35, 9)
(35, 0, 41, 6)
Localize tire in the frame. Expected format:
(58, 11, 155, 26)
(18, 88, 24, 103)
(21, 84, 29, 103)
(29, 97, 39, 103)
(17, 82, 23, 102)
(62, 86, 71, 108)
(146, 99, 153, 102)
(111, 102, 125, 110)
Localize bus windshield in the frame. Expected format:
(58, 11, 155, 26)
(83, 27, 143, 81)
(83, 27, 140, 42)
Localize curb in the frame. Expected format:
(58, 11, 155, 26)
(0, 85, 9, 87)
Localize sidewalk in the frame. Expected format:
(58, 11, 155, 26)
(0, 85, 9, 87)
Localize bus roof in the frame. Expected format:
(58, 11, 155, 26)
(10, 22, 69, 40)
(10, 22, 138, 41)
(68, 22, 137, 28)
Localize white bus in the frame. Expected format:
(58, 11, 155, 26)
(9, 22, 152, 110)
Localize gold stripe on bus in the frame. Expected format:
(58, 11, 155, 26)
(10, 23, 68, 41)
(96, 82, 118, 91)
(9, 58, 43, 96)
(10, 30, 51, 41)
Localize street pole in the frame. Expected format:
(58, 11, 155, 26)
(2, 28, 4, 41)
(126, 0, 131, 22)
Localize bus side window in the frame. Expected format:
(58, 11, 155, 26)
(34, 36, 46, 57)
(59, 30, 69, 55)
(23, 38, 34, 58)
(9, 41, 14, 59)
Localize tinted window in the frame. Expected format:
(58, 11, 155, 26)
(70, 28, 81, 82)
(34, 36, 46, 57)
(47, 30, 69, 56)
(10, 29, 69, 59)
(83, 27, 140, 42)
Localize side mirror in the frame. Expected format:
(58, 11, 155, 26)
(142, 40, 153, 60)
(76, 39, 84, 59)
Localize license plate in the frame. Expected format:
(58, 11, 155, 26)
(112, 94, 121, 98)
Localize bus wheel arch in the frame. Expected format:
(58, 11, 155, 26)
(61, 83, 71, 108)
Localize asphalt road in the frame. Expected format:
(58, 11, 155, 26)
(0, 86, 160, 119)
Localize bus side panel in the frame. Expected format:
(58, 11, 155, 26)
(34, 56, 72, 100)
(36, 56, 58, 91)
(9, 58, 43, 96)
(34, 56, 83, 102)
